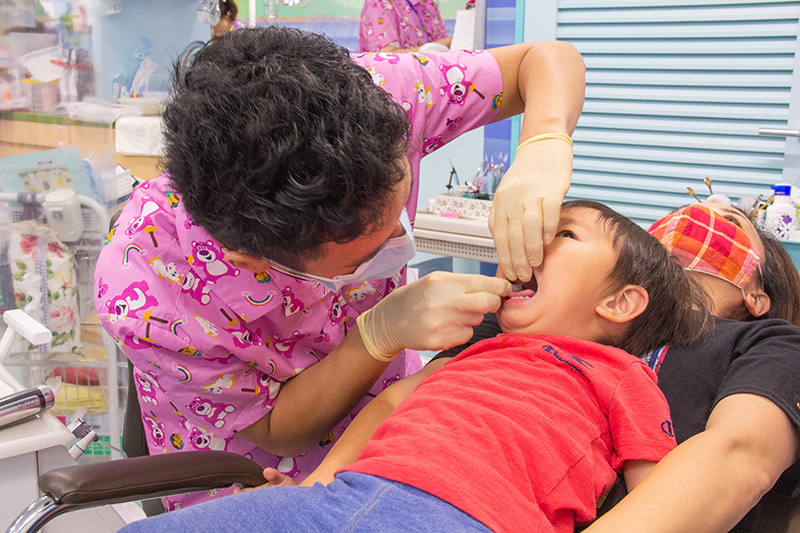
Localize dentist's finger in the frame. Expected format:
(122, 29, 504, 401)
(457, 292, 505, 315)
(508, 202, 532, 283)
(522, 198, 545, 268)
(541, 196, 564, 247)
(462, 274, 512, 296)
(489, 206, 515, 283)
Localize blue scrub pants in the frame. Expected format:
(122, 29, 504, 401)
(120, 472, 491, 532)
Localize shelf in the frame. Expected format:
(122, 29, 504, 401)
(413, 210, 497, 263)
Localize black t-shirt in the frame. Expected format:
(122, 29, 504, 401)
(659, 317, 800, 452)
(431, 314, 800, 531)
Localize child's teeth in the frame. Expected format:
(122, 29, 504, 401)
(511, 282, 523, 291)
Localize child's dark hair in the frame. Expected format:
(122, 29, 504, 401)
(163, 26, 409, 269)
(562, 200, 711, 356)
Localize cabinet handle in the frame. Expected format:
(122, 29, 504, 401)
(758, 128, 800, 137)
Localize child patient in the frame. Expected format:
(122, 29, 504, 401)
(121, 200, 710, 533)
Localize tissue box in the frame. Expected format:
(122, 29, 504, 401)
(431, 194, 492, 220)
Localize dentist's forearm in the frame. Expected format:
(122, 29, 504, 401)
(238, 324, 389, 457)
(489, 40, 585, 134)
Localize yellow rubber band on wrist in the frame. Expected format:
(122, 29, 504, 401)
(356, 312, 399, 363)
(516, 132, 573, 153)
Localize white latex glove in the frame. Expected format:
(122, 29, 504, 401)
(356, 271, 511, 362)
(489, 132, 573, 282)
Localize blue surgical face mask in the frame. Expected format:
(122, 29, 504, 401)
(271, 208, 416, 292)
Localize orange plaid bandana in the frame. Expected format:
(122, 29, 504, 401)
(648, 205, 761, 289)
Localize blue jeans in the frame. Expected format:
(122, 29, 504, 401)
(120, 472, 491, 532)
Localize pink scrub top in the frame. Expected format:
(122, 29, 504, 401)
(359, 0, 449, 52)
(94, 48, 503, 511)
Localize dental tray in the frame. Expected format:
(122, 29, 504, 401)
(413, 209, 497, 263)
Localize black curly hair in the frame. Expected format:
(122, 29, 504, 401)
(163, 26, 410, 269)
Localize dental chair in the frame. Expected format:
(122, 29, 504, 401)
(8, 318, 799, 531)
(10, 318, 800, 531)
(8, 361, 800, 533)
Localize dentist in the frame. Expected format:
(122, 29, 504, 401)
(95, 25, 584, 511)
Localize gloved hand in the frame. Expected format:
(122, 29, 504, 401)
(357, 272, 511, 362)
(489, 132, 573, 282)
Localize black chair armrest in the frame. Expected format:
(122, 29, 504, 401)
(39, 451, 266, 507)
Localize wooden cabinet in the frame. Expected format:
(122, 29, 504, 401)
(114, 153, 163, 181)
(0, 116, 163, 181)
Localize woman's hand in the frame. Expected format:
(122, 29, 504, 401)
(232, 468, 299, 494)
(357, 271, 511, 361)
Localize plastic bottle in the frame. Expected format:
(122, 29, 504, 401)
(791, 185, 800, 223)
(765, 184, 798, 239)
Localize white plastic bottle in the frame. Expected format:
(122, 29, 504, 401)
(765, 184, 798, 239)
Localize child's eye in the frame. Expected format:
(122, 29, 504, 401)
(557, 230, 576, 239)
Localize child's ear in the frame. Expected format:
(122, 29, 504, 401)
(223, 250, 272, 273)
(596, 285, 649, 324)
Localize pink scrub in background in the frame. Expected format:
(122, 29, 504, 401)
(358, 0, 449, 52)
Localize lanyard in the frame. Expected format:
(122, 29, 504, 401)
(404, 0, 435, 42)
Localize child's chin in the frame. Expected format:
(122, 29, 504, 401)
(496, 313, 531, 334)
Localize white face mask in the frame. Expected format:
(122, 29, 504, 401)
(271, 208, 416, 292)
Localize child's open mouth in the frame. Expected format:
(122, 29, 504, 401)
(507, 274, 538, 300)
